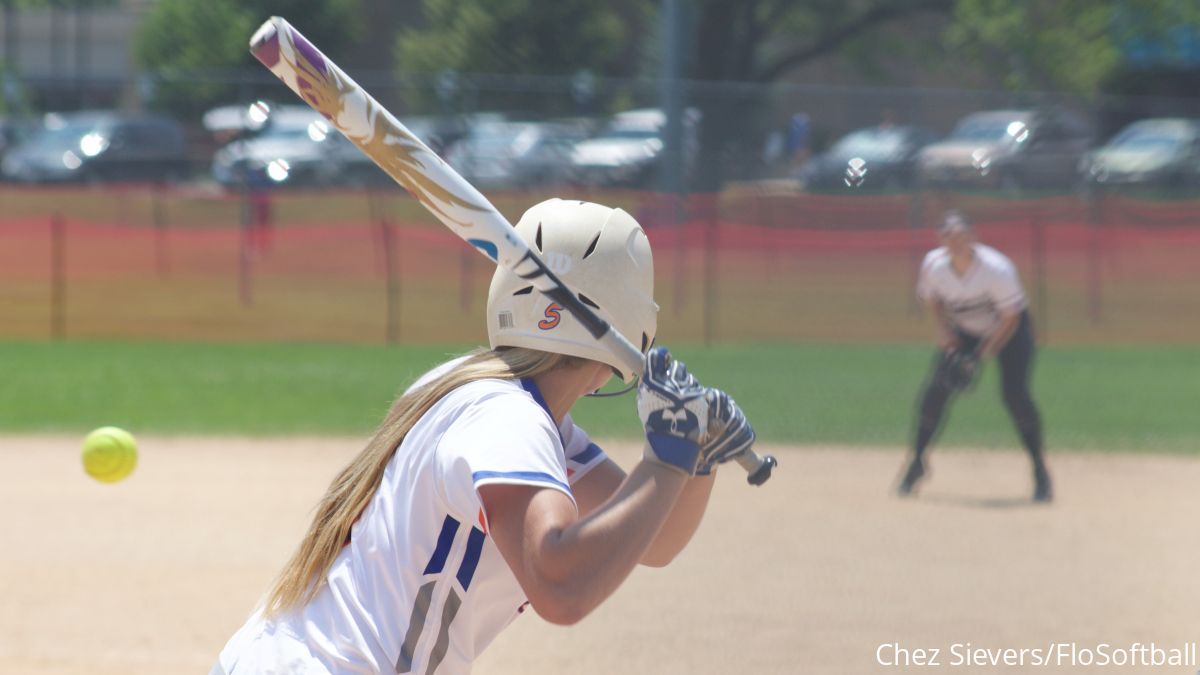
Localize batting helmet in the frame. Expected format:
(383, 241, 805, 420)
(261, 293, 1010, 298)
(487, 198, 658, 382)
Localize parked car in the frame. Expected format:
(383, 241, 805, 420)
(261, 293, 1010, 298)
(1079, 118, 1200, 188)
(917, 109, 1093, 190)
(401, 114, 472, 156)
(0, 110, 190, 183)
(799, 124, 938, 191)
(568, 107, 700, 189)
(211, 106, 390, 188)
(0, 116, 36, 164)
(444, 120, 591, 189)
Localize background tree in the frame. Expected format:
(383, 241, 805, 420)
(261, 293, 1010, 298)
(395, 0, 649, 114)
(132, 0, 363, 119)
(392, 0, 1198, 190)
(946, 0, 1200, 94)
(678, 0, 1200, 189)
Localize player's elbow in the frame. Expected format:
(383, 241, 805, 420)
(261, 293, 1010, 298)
(640, 548, 678, 568)
(527, 591, 592, 626)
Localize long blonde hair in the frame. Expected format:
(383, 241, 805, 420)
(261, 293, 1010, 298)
(263, 346, 580, 616)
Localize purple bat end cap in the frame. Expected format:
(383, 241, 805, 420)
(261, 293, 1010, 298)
(289, 28, 328, 76)
(251, 31, 280, 69)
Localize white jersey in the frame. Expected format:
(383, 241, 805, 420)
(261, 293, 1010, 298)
(217, 356, 608, 675)
(916, 243, 1027, 337)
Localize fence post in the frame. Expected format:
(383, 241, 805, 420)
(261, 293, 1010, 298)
(153, 183, 170, 277)
(380, 218, 400, 344)
(238, 186, 253, 307)
(1085, 187, 1103, 325)
(1031, 214, 1048, 342)
(50, 212, 66, 340)
(459, 247, 473, 312)
(701, 193, 718, 347)
(908, 188, 925, 315)
(672, 193, 688, 315)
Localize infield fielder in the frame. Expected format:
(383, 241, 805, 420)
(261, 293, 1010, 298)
(896, 210, 1053, 502)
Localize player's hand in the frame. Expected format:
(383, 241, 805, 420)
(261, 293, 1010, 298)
(637, 346, 708, 475)
(938, 348, 980, 392)
(695, 389, 757, 476)
(937, 329, 959, 352)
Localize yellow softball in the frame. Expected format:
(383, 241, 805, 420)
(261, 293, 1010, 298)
(81, 426, 138, 483)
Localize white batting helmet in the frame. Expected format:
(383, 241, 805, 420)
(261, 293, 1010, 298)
(487, 198, 658, 382)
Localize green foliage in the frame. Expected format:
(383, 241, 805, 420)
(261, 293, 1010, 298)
(396, 0, 645, 113)
(0, 60, 32, 115)
(131, 0, 364, 119)
(947, 0, 1200, 94)
(947, 1, 1117, 94)
(11, 0, 119, 8)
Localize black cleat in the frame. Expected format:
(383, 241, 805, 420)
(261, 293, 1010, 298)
(897, 458, 926, 496)
(1033, 470, 1054, 503)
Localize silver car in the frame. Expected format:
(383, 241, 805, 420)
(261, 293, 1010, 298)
(211, 106, 389, 188)
(444, 121, 589, 189)
(1080, 118, 1200, 188)
(568, 108, 699, 189)
(917, 109, 1093, 191)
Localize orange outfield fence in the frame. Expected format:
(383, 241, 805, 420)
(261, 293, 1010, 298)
(1, 184, 1198, 345)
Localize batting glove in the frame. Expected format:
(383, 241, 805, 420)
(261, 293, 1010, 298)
(695, 389, 757, 476)
(637, 346, 708, 476)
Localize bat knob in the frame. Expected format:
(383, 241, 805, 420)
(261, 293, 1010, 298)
(746, 454, 777, 486)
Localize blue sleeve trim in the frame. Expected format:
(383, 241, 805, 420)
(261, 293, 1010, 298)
(571, 442, 603, 464)
(472, 470, 570, 493)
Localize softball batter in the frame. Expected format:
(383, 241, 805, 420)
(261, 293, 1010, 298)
(212, 199, 755, 674)
(897, 210, 1053, 502)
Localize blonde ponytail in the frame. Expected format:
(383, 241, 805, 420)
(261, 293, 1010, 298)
(263, 346, 578, 616)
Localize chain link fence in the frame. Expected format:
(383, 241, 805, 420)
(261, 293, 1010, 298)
(2, 76, 1200, 345)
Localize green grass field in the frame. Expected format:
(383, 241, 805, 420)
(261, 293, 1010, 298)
(3, 340, 1196, 452)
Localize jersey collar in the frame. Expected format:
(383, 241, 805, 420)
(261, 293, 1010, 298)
(951, 244, 980, 279)
(519, 377, 563, 441)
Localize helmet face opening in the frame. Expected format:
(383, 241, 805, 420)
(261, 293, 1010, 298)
(487, 198, 658, 382)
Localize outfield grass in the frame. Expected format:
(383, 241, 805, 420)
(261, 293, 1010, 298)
(2, 340, 1197, 452)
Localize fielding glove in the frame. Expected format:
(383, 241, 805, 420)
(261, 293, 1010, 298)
(937, 348, 980, 393)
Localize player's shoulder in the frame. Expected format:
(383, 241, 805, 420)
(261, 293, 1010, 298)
(973, 244, 1016, 271)
(442, 376, 539, 411)
(921, 246, 950, 270)
(407, 354, 473, 393)
(406, 354, 557, 434)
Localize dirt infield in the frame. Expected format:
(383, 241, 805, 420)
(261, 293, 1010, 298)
(2, 436, 1197, 674)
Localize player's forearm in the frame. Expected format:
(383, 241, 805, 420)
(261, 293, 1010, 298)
(928, 300, 955, 348)
(533, 458, 687, 622)
(981, 311, 1019, 357)
(640, 473, 715, 567)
